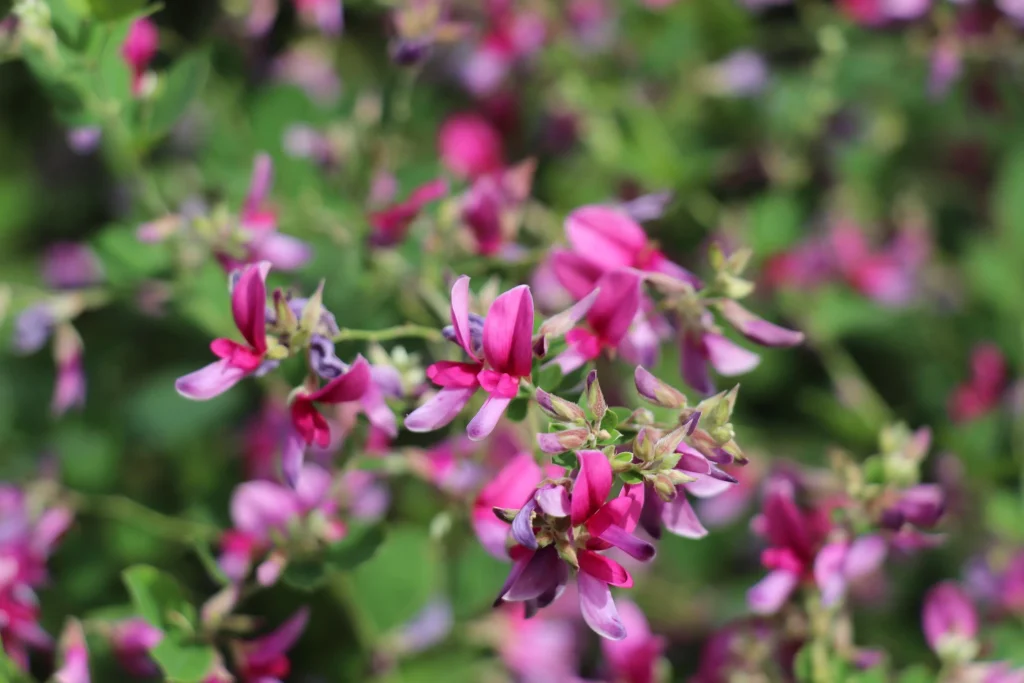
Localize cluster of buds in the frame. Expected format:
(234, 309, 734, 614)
(533, 371, 620, 455)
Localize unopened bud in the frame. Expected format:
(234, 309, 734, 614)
(654, 426, 688, 462)
(709, 424, 735, 446)
(666, 469, 698, 486)
(273, 289, 298, 333)
(492, 507, 519, 523)
(201, 585, 240, 630)
(537, 428, 589, 454)
(653, 473, 678, 501)
(634, 366, 687, 409)
(535, 388, 586, 424)
(585, 370, 607, 422)
(611, 451, 636, 473)
(699, 385, 739, 429)
(634, 428, 656, 462)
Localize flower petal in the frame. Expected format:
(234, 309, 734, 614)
(922, 581, 978, 652)
(814, 542, 849, 607)
(587, 270, 643, 345)
(404, 387, 477, 432)
(449, 275, 481, 361)
(550, 249, 605, 301)
(231, 261, 271, 354)
(426, 361, 482, 388)
(577, 570, 627, 641)
(243, 608, 309, 668)
(230, 481, 300, 539)
(510, 499, 539, 550)
(704, 333, 760, 376)
(684, 472, 734, 499)
(579, 549, 632, 587)
(466, 395, 513, 441)
(253, 232, 312, 271)
(597, 524, 656, 561)
(503, 546, 564, 602)
(747, 570, 799, 615)
(483, 285, 535, 377)
(572, 450, 614, 526)
(535, 485, 570, 517)
(281, 430, 307, 489)
(565, 206, 647, 270)
(680, 333, 713, 395)
(717, 300, 804, 347)
(844, 534, 887, 579)
(175, 360, 249, 400)
(661, 494, 707, 539)
(308, 356, 371, 404)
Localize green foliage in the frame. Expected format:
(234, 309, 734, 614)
(283, 524, 387, 591)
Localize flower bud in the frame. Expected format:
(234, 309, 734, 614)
(586, 370, 608, 422)
(652, 473, 678, 501)
(535, 388, 586, 424)
(202, 585, 240, 631)
(634, 365, 687, 409)
(611, 451, 636, 473)
(665, 469, 698, 486)
(634, 428, 656, 462)
(654, 426, 688, 463)
(537, 428, 590, 454)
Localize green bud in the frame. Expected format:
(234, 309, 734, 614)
(665, 469, 698, 486)
(273, 290, 298, 334)
(654, 426, 688, 462)
(293, 280, 325, 348)
(634, 428, 656, 462)
(652, 473, 677, 501)
(611, 451, 635, 473)
(709, 424, 735, 446)
(585, 370, 608, 423)
(535, 388, 587, 424)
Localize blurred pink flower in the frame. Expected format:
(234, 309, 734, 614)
(42, 243, 103, 290)
(439, 113, 505, 179)
(922, 581, 978, 655)
(368, 179, 448, 247)
(600, 599, 665, 683)
(949, 343, 1007, 423)
(121, 18, 158, 96)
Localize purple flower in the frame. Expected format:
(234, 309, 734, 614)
(53, 619, 89, 683)
(42, 243, 103, 290)
(812, 535, 888, 607)
(51, 325, 86, 416)
(705, 50, 769, 97)
(111, 618, 163, 677)
(600, 599, 665, 683)
(922, 581, 979, 658)
(638, 444, 737, 541)
(12, 304, 54, 354)
(65, 126, 102, 155)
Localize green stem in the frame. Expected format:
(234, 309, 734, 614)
(333, 323, 442, 344)
(76, 493, 220, 544)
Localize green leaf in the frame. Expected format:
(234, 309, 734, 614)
(122, 565, 189, 629)
(897, 665, 935, 683)
(150, 639, 216, 683)
(600, 409, 620, 430)
(993, 141, 1024, 252)
(505, 398, 529, 422)
(143, 49, 211, 142)
(92, 224, 172, 287)
(748, 192, 802, 256)
(597, 429, 623, 446)
(537, 363, 563, 392)
(552, 451, 578, 469)
(85, 0, 146, 21)
(619, 471, 644, 484)
(450, 542, 508, 619)
(283, 525, 386, 591)
(349, 526, 440, 635)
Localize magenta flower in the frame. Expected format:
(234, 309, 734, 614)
(496, 451, 654, 640)
(405, 276, 535, 441)
(497, 603, 580, 683)
(233, 608, 309, 683)
(369, 179, 448, 247)
(439, 113, 505, 179)
(51, 325, 86, 417)
(472, 452, 552, 559)
(949, 343, 1007, 423)
(215, 154, 312, 273)
(600, 599, 666, 683)
(829, 221, 931, 306)
(549, 269, 642, 374)
(812, 535, 888, 607)
(880, 484, 945, 530)
(922, 581, 979, 657)
(121, 18, 158, 96)
(289, 356, 371, 448)
(460, 161, 534, 256)
(176, 262, 272, 400)
(53, 619, 89, 683)
(219, 464, 344, 586)
(553, 205, 698, 295)
(110, 618, 163, 677)
(746, 479, 832, 615)
(637, 443, 738, 540)
(294, 0, 344, 34)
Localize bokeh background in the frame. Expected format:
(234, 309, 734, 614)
(1, 0, 1023, 680)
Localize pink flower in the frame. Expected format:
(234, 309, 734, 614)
(405, 276, 535, 441)
(42, 243, 103, 290)
(219, 464, 344, 585)
(233, 608, 309, 683)
(216, 154, 312, 273)
(922, 581, 978, 656)
(439, 113, 505, 179)
(294, 0, 344, 34)
(830, 221, 930, 306)
(497, 603, 580, 683)
(290, 357, 372, 447)
(949, 343, 1007, 423)
(460, 161, 534, 256)
(110, 618, 163, 677)
(746, 479, 833, 615)
(600, 600, 665, 683)
(121, 18, 158, 96)
(53, 620, 89, 683)
(812, 535, 888, 607)
(368, 179, 448, 247)
(51, 325, 86, 416)
(176, 262, 272, 400)
(496, 451, 653, 640)
(472, 452, 551, 559)
(549, 269, 643, 374)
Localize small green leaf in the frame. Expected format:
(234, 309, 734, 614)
(326, 524, 386, 570)
(505, 398, 529, 422)
(143, 49, 211, 142)
(537, 363, 563, 391)
(897, 665, 935, 683)
(92, 224, 172, 286)
(85, 0, 146, 21)
(150, 638, 216, 683)
(552, 451, 578, 469)
(619, 471, 644, 484)
(597, 429, 623, 446)
(600, 410, 620, 430)
(122, 565, 189, 629)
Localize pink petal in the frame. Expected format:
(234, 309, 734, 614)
(252, 233, 312, 271)
(565, 206, 647, 270)
(587, 270, 642, 345)
(245, 153, 273, 216)
(308, 357, 371, 403)
(175, 359, 249, 400)
(579, 550, 632, 587)
(683, 473, 733, 499)
(360, 382, 398, 438)
(550, 249, 604, 301)
(813, 542, 849, 607)
(426, 361, 482, 388)
(747, 569, 799, 615)
(243, 608, 309, 667)
(717, 300, 804, 348)
(922, 581, 978, 652)
(230, 480, 300, 540)
(280, 429, 306, 488)
(601, 600, 662, 680)
(503, 546, 563, 601)
(844, 534, 887, 579)
(536, 485, 571, 517)
(407, 179, 449, 207)
(547, 347, 591, 375)
(477, 452, 544, 509)
(483, 285, 535, 377)
(449, 275, 481, 361)
(572, 450, 613, 526)
(473, 510, 514, 560)
(680, 333, 713, 395)
(466, 395, 513, 441)
(597, 524, 656, 561)
(231, 261, 271, 354)
(704, 333, 760, 376)
(293, 463, 332, 511)
(438, 113, 505, 179)
(577, 569, 627, 640)
(661, 495, 707, 539)
(404, 387, 476, 432)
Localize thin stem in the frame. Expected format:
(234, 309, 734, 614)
(333, 323, 442, 344)
(76, 493, 220, 544)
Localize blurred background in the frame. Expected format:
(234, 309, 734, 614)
(1, 0, 1023, 680)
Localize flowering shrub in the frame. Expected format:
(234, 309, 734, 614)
(2, 0, 1024, 681)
